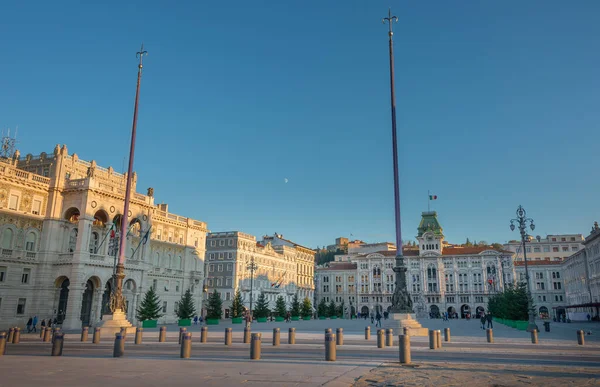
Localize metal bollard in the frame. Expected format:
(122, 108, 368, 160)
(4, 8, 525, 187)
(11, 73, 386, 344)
(135, 327, 143, 345)
(288, 327, 296, 344)
(250, 333, 261, 360)
(159, 326, 166, 342)
(7, 328, 14, 344)
(325, 328, 332, 335)
(113, 333, 125, 357)
(336, 328, 344, 346)
(40, 326, 45, 339)
(180, 332, 192, 358)
(51, 332, 64, 356)
(272, 328, 280, 346)
(577, 330, 585, 345)
(12, 328, 20, 344)
(403, 327, 410, 336)
(486, 328, 494, 343)
(243, 326, 251, 344)
(325, 333, 336, 361)
(436, 330, 442, 349)
(224, 328, 232, 345)
(120, 327, 127, 342)
(365, 326, 371, 340)
(0, 332, 6, 356)
(444, 327, 450, 342)
(43, 327, 51, 342)
(200, 326, 207, 343)
(385, 329, 393, 347)
(92, 327, 101, 344)
(531, 329, 538, 344)
(81, 327, 89, 342)
(377, 329, 385, 348)
(399, 334, 411, 364)
(429, 330, 436, 349)
(179, 328, 187, 344)
(52, 328, 60, 344)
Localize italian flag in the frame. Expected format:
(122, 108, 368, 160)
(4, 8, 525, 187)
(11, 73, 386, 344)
(429, 195, 438, 200)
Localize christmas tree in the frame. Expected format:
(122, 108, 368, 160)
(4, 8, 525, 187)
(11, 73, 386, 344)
(136, 286, 163, 321)
(290, 294, 301, 317)
(301, 297, 312, 318)
(231, 289, 244, 318)
(253, 292, 270, 318)
(274, 295, 287, 318)
(175, 289, 197, 320)
(206, 290, 223, 320)
(328, 300, 336, 317)
(317, 298, 328, 317)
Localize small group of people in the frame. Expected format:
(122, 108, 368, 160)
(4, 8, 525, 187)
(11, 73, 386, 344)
(192, 315, 204, 325)
(26, 316, 59, 333)
(479, 312, 493, 330)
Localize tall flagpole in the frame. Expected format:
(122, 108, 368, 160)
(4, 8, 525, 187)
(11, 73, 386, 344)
(110, 44, 148, 314)
(383, 9, 413, 314)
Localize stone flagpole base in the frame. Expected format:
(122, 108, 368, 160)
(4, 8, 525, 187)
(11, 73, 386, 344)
(383, 313, 428, 336)
(97, 311, 136, 335)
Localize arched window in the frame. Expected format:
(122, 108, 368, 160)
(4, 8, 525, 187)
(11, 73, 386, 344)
(175, 256, 182, 269)
(427, 264, 438, 292)
(2, 228, 13, 249)
(89, 232, 99, 254)
(25, 232, 36, 251)
(68, 228, 78, 252)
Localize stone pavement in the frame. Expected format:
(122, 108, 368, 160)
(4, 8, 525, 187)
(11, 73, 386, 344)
(354, 362, 600, 387)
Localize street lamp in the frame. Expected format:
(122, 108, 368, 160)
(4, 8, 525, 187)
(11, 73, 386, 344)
(509, 205, 539, 332)
(246, 257, 258, 317)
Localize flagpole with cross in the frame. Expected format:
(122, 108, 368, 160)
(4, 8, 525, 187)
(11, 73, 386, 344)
(109, 44, 148, 315)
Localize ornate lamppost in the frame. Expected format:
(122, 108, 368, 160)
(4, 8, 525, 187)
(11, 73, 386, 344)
(509, 205, 539, 332)
(246, 256, 258, 316)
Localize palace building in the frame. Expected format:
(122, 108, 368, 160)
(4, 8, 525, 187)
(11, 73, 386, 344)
(204, 232, 315, 317)
(0, 145, 208, 330)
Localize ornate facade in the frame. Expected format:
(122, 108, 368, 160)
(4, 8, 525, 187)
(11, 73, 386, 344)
(204, 232, 315, 316)
(0, 145, 208, 330)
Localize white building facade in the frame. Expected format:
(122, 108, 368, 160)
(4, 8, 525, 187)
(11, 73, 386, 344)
(504, 234, 584, 262)
(314, 262, 357, 317)
(0, 146, 208, 330)
(514, 260, 565, 320)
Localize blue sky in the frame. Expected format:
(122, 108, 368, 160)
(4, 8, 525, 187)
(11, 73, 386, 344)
(1, 1, 598, 248)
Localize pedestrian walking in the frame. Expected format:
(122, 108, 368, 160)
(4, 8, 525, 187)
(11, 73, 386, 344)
(375, 312, 382, 328)
(41, 319, 46, 329)
(370, 313, 374, 324)
(486, 312, 493, 329)
(26, 317, 33, 333)
(193, 316, 198, 325)
(480, 314, 486, 330)
(32, 316, 38, 333)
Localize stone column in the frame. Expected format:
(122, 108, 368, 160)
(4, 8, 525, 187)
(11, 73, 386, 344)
(102, 223, 114, 257)
(92, 289, 103, 326)
(62, 284, 85, 330)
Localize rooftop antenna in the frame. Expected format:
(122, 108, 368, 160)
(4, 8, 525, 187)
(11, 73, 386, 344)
(0, 127, 18, 159)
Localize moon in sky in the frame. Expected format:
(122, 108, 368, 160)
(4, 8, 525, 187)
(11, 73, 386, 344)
(284, 178, 288, 184)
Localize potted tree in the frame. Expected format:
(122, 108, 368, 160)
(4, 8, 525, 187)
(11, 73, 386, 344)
(231, 289, 244, 324)
(136, 286, 163, 328)
(206, 290, 222, 325)
(337, 301, 345, 319)
(317, 298, 328, 320)
(329, 300, 337, 319)
(254, 292, 270, 323)
(301, 297, 312, 320)
(290, 294, 301, 321)
(175, 289, 196, 326)
(274, 295, 287, 322)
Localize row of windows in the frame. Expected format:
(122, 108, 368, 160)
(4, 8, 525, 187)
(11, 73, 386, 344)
(518, 245, 579, 253)
(0, 266, 31, 284)
(1, 228, 38, 251)
(4, 192, 43, 215)
(0, 297, 28, 315)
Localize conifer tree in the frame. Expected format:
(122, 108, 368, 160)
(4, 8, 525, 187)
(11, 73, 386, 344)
(230, 289, 244, 318)
(274, 295, 287, 317)
(318, 298, 328, 317)
(254, 292, 270, 318)
(290, 294, 301, 317)
(175, 289, 197, 320)
(136, 286, 163, 321)
(206, 290, 223, 320)
(328, 300, 336, 317)
(301, 297, 313, 318)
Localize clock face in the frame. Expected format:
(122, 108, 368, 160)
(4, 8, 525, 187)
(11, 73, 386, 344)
(427, 236, 433, 241)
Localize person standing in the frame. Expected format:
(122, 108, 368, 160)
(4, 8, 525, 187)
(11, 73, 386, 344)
(486, 312, 493, 329)
(375, 312, 382, 328)
(480, 314, 486, 330)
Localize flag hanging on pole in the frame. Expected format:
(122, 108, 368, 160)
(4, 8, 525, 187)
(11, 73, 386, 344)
(429, 194, 438, 200)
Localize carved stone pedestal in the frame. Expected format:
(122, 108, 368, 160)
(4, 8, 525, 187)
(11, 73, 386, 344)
(382, 313, 428, 336)
(97, 311, 136, 335)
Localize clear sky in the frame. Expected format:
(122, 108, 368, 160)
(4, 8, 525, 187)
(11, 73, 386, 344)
(1, 1, 598, 249)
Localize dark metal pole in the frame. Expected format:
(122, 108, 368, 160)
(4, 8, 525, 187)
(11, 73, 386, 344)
(383, 9, 412, 314)
(110, 44, 148, 314)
